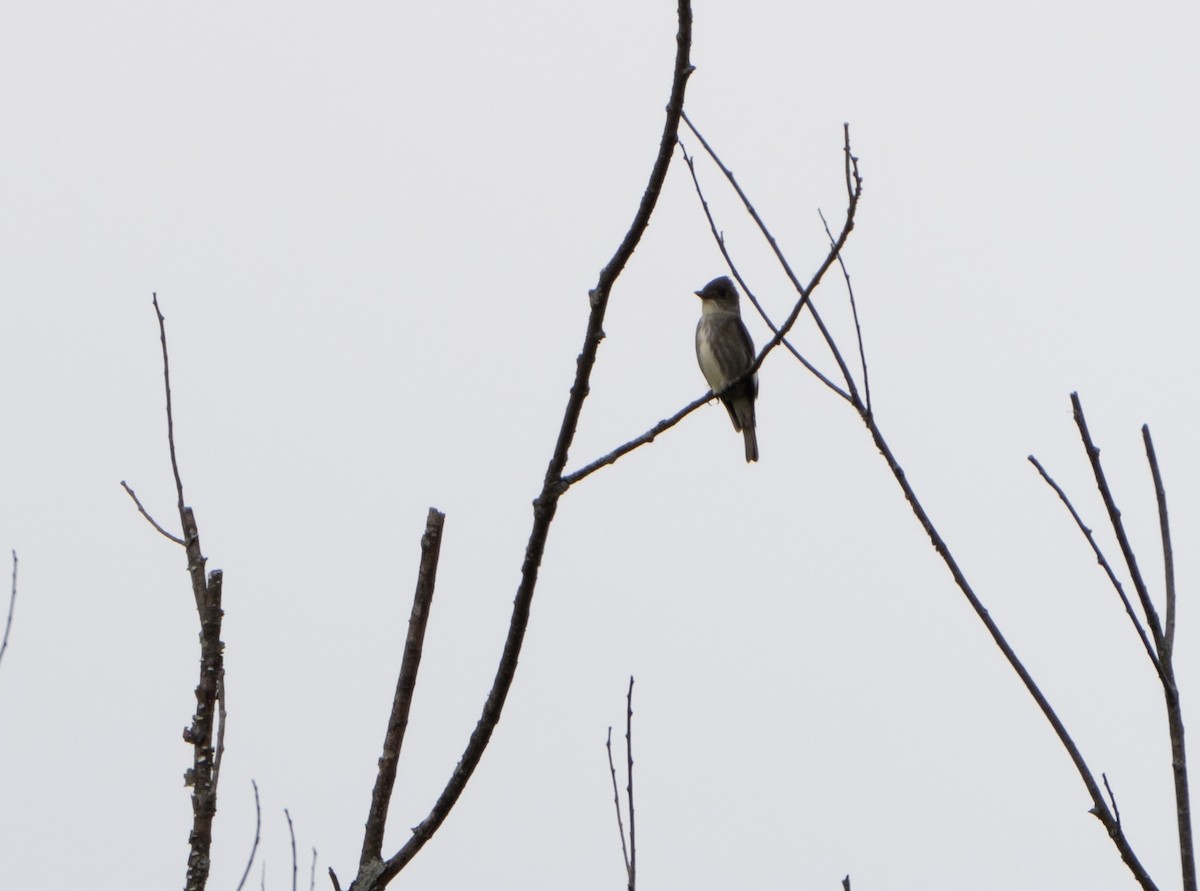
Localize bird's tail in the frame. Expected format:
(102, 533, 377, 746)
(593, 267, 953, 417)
(743, 425, 758, 463)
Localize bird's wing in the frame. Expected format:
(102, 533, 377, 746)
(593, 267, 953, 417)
(709, 313, 756, 381)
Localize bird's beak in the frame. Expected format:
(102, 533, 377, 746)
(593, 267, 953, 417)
(693, 290, 703, 298)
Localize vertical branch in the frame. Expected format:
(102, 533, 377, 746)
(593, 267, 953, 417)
(286, 809, 298, 891)
(624, 676, 637, 891)
(0, 550, 16, 673)
(1140, 427, 1194, 891)
(1142, 426, 1176, 656)
(606, 727, 631, 883)
(130, 295, 227, 891)
(153, 293, 186, 513)
(604, 677, 638, 891)
(358, 508, 445, 868)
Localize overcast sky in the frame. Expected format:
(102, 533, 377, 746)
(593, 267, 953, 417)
(2, 2, 1198, 889)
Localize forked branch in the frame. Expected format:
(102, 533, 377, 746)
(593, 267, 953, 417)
(125, 294, 227, 891)
(335, 4, 695, 888)
(683, 118, 1168, 888)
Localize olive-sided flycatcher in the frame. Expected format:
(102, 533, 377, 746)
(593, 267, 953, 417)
(694, 276, 759, 462)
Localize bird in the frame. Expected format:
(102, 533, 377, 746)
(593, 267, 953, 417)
(693, 275, 758, 462)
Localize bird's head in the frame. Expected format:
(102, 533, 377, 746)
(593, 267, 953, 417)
(694, 276, 741, 312)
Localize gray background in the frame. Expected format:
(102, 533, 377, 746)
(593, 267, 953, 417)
(1, 2, 1197, 888)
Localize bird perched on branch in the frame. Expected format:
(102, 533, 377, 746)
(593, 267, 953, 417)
(693, 275, 759, 463)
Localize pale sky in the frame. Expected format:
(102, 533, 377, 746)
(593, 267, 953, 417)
(1, 2, 1198, 889)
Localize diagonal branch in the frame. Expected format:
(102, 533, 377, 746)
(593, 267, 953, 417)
(1142, 426, 1176, 657)
(860, 409, 1158, 890)
(120, 480, 186, 545)
(677, 141, 850, 402)
(358, 508, 445, 869)
(566, 122, 864, 485)
(681, 113, 863, 402)
(1071, 392, 1166, 656)
(562, 393, 710, 487)
(335, 6, 695, 889)
(1027, 455, 1164, 681)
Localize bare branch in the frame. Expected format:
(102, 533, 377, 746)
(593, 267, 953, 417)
(340, 6, 696, 889)
(680, 112, 863, 402)
(120, 480, 185, 545)
(1071, 392, 1166, 655)
(1027, 455, 1164, 681)
(817, 204, 870, 411)
(134, 294, 227, 891)
(606, 727, 631, 882)
(310, 848, 318, 891)
(1138, 426, 1195, 891)
(677, 141, 850, 402)
(0, 550, 16, 673)
(568, 123, 865, 485)
(152, 292, 187, 512)
(1102, 773, 1122, 830)
(286, 809, 298, 891)
(358, 508, 446, 870)
(1142, 426, 1175, 656)
(234, 780, 262, 891)
(861, 409, 1158, 890)
(625, 676, 637, 891)
(563, 393, 710, 487)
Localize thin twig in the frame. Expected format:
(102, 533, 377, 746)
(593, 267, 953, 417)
(152, 292, 186, 513)
(213, 668, 228, 807)
(1071, 392, 1166, 655)
(0, 550, 16, 672)
(681, 112, 862, 403)
(818, 205, 870, 411)
(286, 809, 298, 891)
(842, 877, 852, 891)
(1139, 426, 1194, 891)
(625, 676, 637, 891)
(1142, 426, 1175, 656)
(678, 140, 850, 402)
(565, 122, 863, 486)
(310, 848, 318, 891)
(606, 727, 631, 881)
(1102, 773, 1122, 830)
(1027, 455, 1164, 681)
(140, 295, 226, 891)
(119, 481, 185, 545)
(562, 394, 711, 487)
(234, 780, 263, 891)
